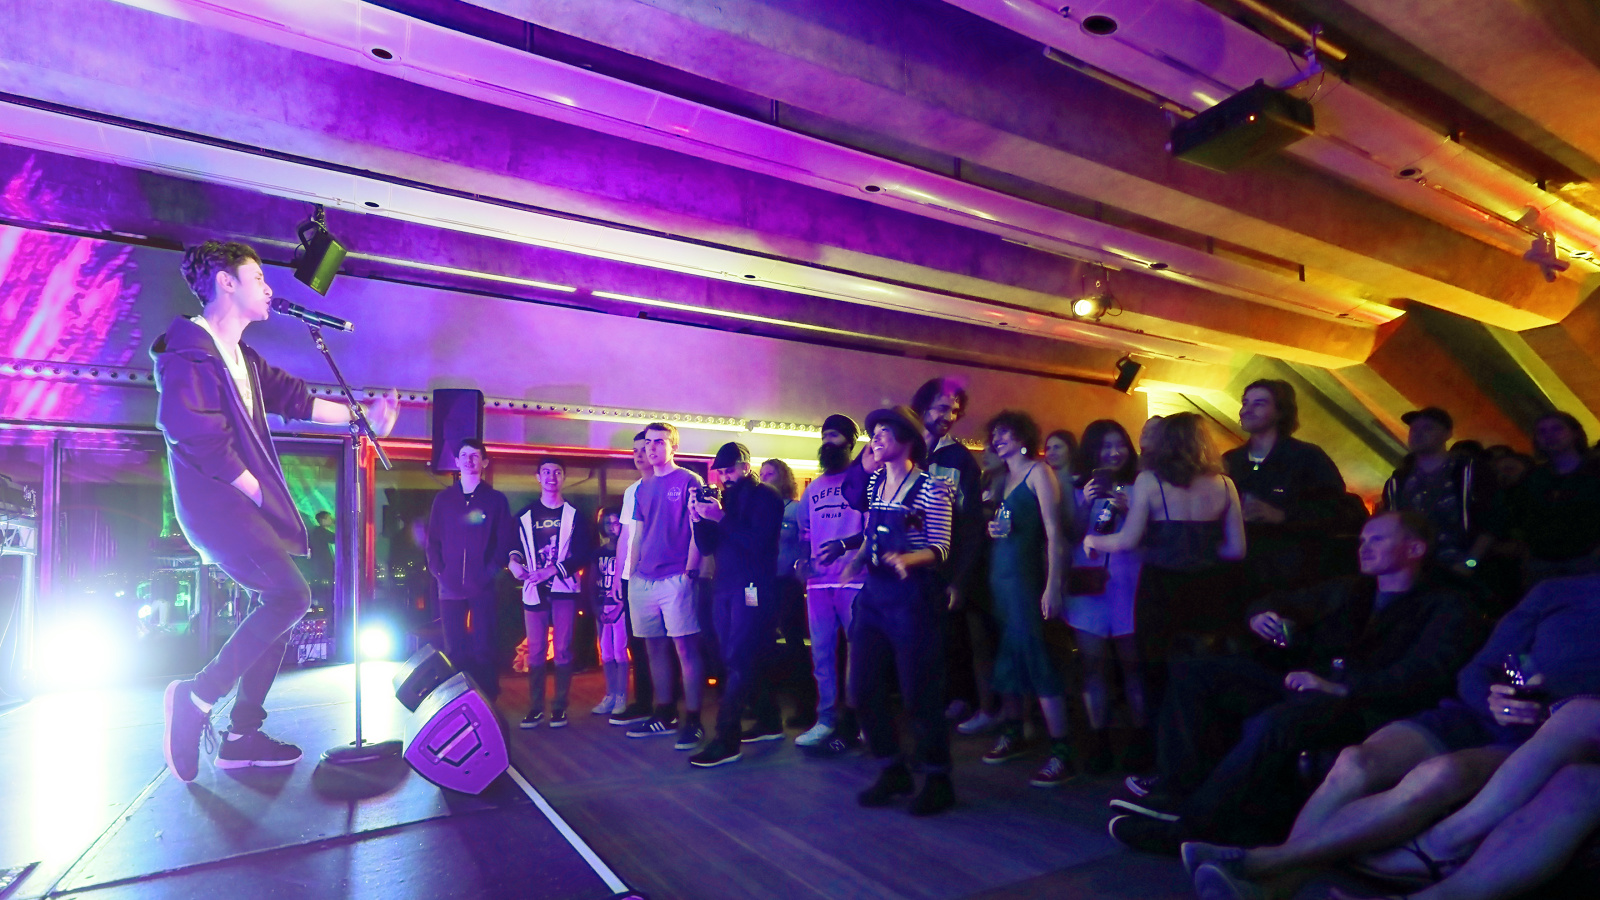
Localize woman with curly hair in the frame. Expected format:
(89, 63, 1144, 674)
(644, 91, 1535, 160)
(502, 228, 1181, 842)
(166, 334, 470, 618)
(1085, 412, 1246, 715)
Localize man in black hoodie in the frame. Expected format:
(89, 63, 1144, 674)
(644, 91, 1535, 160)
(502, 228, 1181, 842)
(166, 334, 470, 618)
(687, 442, 786, 768)
(154, 240, 397, 783)
(1109, 512, 1487, 852)
(426, 438, 517, 701)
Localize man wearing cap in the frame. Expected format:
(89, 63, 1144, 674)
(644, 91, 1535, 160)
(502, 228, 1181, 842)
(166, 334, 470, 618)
(1380, 407, 1492, 573)
(795, 415, 868, 753)
(841, 406, 958, 816)
(687, 442, 787, 767)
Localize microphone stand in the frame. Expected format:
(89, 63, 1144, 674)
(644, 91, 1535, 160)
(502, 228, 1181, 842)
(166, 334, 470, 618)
(303, 322, 402, 766)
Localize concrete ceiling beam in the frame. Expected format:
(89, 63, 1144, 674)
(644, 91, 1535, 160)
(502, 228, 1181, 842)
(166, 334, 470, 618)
(0, 0, 1371, 365)
(463, 0, 1580, 327)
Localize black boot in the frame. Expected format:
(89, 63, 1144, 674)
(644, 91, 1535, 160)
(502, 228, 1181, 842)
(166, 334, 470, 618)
(857, 762, 914, 807)
(909, 773, 956, 817)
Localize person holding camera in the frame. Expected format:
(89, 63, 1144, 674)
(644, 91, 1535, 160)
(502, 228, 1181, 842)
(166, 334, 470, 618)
(686, 443, 787, 768)
(842, 406, 958, 816)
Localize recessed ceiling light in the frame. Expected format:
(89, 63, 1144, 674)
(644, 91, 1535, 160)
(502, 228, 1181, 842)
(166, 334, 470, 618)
(1082, 15, 1119, 36)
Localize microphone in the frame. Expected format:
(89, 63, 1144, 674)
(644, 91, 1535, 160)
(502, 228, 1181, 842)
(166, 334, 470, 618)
(272, 297, 353, 332)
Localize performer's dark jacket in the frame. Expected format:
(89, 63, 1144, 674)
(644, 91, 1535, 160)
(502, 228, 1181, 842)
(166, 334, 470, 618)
(1248, 571, 1489, 731)
(152, 316, 316, 562)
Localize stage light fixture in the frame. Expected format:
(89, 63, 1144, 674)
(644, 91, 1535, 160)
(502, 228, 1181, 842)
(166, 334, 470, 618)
(1073, 290, 1114, 320)
(292, 204, 348, 296)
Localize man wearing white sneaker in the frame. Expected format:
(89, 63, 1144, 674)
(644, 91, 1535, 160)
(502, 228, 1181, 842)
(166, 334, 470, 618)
(154, 240, 397, 782)
(795, 414, 866, 752)
(623, 423, 708, 750)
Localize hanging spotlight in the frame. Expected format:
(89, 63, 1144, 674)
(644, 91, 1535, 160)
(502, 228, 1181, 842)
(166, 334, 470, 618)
(292, 204, 349, 295)
(1073, 292, 1112, 319)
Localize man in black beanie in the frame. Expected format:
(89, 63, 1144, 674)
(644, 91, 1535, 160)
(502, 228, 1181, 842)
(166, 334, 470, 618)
(688, 442, 788, 767)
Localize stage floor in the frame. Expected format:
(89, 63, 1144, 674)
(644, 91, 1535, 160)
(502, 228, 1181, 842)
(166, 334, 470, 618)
(0, 664, 625, 900)
(0, 663, 1355, 900)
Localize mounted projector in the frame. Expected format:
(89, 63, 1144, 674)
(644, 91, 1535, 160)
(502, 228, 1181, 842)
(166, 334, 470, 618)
(1170, 80, 1315, 172)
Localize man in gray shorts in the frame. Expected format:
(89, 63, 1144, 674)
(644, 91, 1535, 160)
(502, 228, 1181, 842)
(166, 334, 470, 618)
(624, 422, 709, 750)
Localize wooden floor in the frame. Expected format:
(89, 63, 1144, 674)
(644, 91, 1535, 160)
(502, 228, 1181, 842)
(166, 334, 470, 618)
(498, 668, 1204, 900)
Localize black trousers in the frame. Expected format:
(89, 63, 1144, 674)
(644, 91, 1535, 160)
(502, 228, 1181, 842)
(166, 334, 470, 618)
(850, 569, 950, 774)
(621, 579, 655, 705)
(440, 592, 499, 700)
(193, 528, 311, 735)
(1159, 654, 1370, 844)
(711, 584, 780, 742)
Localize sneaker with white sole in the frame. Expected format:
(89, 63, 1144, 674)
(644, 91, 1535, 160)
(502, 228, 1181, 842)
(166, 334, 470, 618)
(162, 679, 214, 783)
(590, 695, 618, 716)
(625, 714, 679, 738)
(982, 730, 1029, 764)
(795, 722, 834, 747)
(956, 710, 1001, 735)
(215, 730, 302, 769)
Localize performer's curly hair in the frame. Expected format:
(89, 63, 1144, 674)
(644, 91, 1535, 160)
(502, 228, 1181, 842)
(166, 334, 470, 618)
(180, 240, 261, 306)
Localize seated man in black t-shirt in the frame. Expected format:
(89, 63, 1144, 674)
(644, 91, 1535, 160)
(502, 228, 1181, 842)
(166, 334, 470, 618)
(1109, 512, 1486, 854)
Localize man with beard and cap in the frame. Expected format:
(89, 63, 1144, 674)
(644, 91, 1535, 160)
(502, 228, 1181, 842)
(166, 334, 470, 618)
(687, 442, 787, 768)
(910, 376, 987, 727)
(794, 414, 868, 753)
(841, 406, 958, 815)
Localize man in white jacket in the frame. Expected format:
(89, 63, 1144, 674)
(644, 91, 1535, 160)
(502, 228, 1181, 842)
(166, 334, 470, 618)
(510, 457, 594, 729)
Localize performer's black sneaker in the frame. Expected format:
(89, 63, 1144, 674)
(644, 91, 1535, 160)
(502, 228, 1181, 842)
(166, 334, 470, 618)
(548, 710, 568, 729)
(215, 730, 302, 769)
(610, 702, 653, 726)
(1108, 815, 1185, 855)
(163, 679, 213, 783)
(520, 710, 543, 729)
(801, 731, 861, 759)
(688, 739, 742, 768)
(857, 762, 914, 807)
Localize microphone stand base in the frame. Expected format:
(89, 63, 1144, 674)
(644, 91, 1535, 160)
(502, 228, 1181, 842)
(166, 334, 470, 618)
(321, 739, 403, 766)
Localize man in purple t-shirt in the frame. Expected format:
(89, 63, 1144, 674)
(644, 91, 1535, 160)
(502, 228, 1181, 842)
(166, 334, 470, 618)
(624, 422, 708, 750)
(796, 414, 867, 753)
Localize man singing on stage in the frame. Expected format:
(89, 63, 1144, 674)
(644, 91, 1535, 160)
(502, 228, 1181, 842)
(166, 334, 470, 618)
(154, 240, 398, 782)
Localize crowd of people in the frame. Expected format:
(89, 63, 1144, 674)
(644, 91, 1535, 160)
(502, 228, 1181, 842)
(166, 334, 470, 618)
(422, 375, 1600, 900)
(153, 241, 1597, 900)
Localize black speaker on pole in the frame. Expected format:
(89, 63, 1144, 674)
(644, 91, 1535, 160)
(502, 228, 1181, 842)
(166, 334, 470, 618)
(402, 671, 508, 795)
(393, 644, 457, 712)
(1113, 357, 1144, 394)
(431, 388, 484, 473)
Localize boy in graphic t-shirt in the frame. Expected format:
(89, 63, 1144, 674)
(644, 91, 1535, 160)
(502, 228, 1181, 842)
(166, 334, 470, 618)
(510, 457, 593, 729)
(590, 507, 629, 715)
(624, 423, 708, 751)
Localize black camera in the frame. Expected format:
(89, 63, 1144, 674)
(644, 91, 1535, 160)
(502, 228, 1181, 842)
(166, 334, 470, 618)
(693, 485, 721, 504)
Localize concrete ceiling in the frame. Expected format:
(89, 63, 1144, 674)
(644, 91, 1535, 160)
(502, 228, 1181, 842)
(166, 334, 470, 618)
(4, 0, 1600, 494)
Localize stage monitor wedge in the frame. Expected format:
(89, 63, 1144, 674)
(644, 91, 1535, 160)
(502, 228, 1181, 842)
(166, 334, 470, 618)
(403, 671, 508, 795)
(393, 644, 457, 712)
(1170, 80, 1314, 172)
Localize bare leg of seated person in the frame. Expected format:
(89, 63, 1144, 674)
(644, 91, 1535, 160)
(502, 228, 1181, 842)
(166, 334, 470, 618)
(1330, 764, 1600, 900)
(1359, 699, 1600, 882)
(1204, 723, 1506, 898)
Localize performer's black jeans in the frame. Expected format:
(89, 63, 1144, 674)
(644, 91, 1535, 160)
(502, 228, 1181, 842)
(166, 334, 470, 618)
(193, 538, 311, 735)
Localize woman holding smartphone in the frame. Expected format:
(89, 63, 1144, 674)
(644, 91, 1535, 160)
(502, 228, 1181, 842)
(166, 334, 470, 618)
(1065, 419, 1148, 773)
